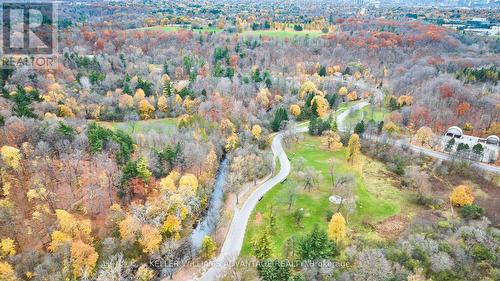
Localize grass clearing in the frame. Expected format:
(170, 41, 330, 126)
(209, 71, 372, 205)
(99, 118, 177, 136)
(135, 25, 222, 33)
(241, 135, 417, 258)
(241, 30, 327, 38)
(343, 104, 389, 129)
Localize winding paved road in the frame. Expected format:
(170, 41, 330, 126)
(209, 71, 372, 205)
(198, 100, 500, 281)
(197, 126, 307, 281)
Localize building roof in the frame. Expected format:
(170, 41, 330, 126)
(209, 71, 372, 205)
(447, 126, 463, 136)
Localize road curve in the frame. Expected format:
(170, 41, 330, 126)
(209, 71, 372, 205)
(197, 127, 308, 281)
(198, 101, 500, 281)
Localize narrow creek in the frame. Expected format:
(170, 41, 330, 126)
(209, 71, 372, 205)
(190, 157, 229, 249)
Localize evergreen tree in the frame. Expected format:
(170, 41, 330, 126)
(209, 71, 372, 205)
(257, 260, 291, 281)
(297, 225, 337, 261)
(311, 100, 319, 118)
(445, 138, 455, 152)
(354, 120, 365, 135)
(271, 108, 289, 132)
(318, 66, 327, 77)
(136, 157, 152, 183)
(253, 228, 273, 260)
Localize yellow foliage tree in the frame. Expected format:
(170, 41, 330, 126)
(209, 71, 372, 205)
(225, 132, 239, 151)
(48, 210, 93, 253)
(177, 114, 193, 128)
(135, 264, 155, 281)
(1, 146, 21, 170)
(251, 125, 262, 139)
(322, 131, 343, 151)
(415, 126, 433, 147)
(0, 238, 16, 257)
(140, 225, 162, 254)
(138, 99, 155, 120)
(353, 71, 362, 80)
(134, 88, 145, 101)
(0, 261, 17, 281)
(200, 235, 217, 260)
(256, 88, 271, 108)
(162, 215, 181, 240)
(347, 134, 361, 165)
(119, 215, 140, 243)
(290, 104, 301, 117)
(157, 95, 168, 112)
(328, 212, 346, 243)
(397, 95, 413, 106)
(118, 94, 134, 109)
(179, 173, 199, 195)
(58, 104, 75, 118)
(383, 121, 399, 135)
(159, 176, 176, 193)
(347, 91, 358, 101)
(450, 185, 474, 207)
(338, 86, 348, 96)
(70, 240, 98, 278)
(299, 81, 323, 99)
(311, 95, 329, 118)
(48, 230, 72, 252)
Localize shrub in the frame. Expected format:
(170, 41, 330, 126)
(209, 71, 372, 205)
(449, 185, 474, 207)
(257, 260, 291, 281)
(459, 204, 484, 220)
(471, 244, 494, 262)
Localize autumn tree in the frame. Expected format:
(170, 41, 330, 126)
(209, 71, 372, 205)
(200, 235, 217, 260)
(157, 95, 168, 112)
(457, 102, 471, 116)
(328, 212, 346, 243)
(0, 238, 16, 258)
(347, 134, 361, 165)
(383, 121, 399, 135)
(252, 124, 262, 139)
(0, 146, 21, 170)
(71, 239, 99, 278)
(138, 99, 155, 120)
(338, 86, 348, 97)
(415, 126, 433, 147)
(450, 185, 474, 207)
(290, 104, 301, 117)
(0, 261, 17, 281)
(162, 214, 181, 240)
(300, 81, 323, 99)
(347, 91, 358, 101)
(225, 132, 239, 151)
(322, 131, 342, 151)
(135, 264, 155, 281)
(311, 95, 329, 118)
(140, 224, 162, 254)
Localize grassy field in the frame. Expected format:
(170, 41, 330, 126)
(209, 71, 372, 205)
(99, 118, 177, 136)
(241, 135, 416, 258)
(135, 25, 222, 33)
(241, 29, 326, 38)
(135, 26, 328, 38)
(343, 104, 389, 129)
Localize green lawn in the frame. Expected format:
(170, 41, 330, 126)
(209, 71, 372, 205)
(99, 118, 177, 136)
(344, 104, 388, 129)
(241, 135, 415, 258)
(241, 30, 327, 38)
(135, 25, 222, 33)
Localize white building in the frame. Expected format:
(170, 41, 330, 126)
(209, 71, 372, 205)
(443, 126, 499, 163)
